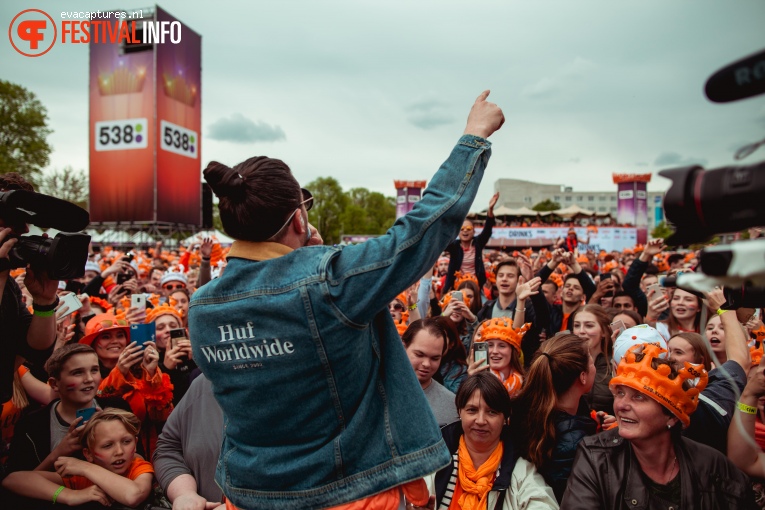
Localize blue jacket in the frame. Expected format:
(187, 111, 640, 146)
(189, 135, 492, 509)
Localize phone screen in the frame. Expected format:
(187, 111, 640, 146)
(610, 320, 626, 336)
(452, 291, 463, 302)
(474, 343, 488, 365)
(76, 407, 97, 424)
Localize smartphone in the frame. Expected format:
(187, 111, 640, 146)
(76, 407, 97, 424)
(647, 283, 663, 296)
(130, 322, 156, 349)
(59, 292, 83, 318)
(474, 343, 488, 365)
(131, 293, 146, 312)
(601, 273, 612, 280)
(610, 320, 627, 337)
(452, 291, 463, 302)
(117, 272, 132, 285)
(169, 328, 188, 350)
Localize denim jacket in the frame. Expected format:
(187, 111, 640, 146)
(189, 135, 492, 509)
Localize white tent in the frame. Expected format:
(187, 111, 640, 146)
(181, 230, 235, 246)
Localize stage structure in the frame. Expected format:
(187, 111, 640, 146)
(88, 5, 206, 243)
(394, 180, 426, 219)
(613, 173, 651, 244)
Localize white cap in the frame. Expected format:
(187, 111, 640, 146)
(612, 324, 668, 366)
(84, 261, 100, 274)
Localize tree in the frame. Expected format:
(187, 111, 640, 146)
(306, 177, 348, 245)
(342, 187, 396, 235)
(0, 80, 53, 184)
(38, 166, 88, 210)
(532, 199, 561, 212)
(650, 220, 673, 240)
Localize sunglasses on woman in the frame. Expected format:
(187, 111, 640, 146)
(389, 303, 405, 312)
(163, 283, 186, 291)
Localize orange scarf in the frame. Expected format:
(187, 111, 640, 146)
(457, 435, 503, 510)
(491, 369, 523, 397)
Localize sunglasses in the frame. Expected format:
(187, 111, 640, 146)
(96, 319, 128, 329)
(460, 227, 474, 232)
(267, 188, 315, 240)
(163, 283, 186, 291)
(389, 303, 405, 312)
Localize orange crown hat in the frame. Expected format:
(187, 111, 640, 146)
(146, 302, 183, 324)
(454, 271, 479, 289)
(684, 252, 696, 263)
(609, 343, 708, 428)
(549, 273, 564, 288)
(576, 254, 589, 264)
(79, 313, 129, 347)
(754, 325, 765, 343)
(656, 260, 670, 273)
(473, 317, 531, 352)
(622, 247, 634, 255)
(440, 290, 472, 311)
(602, 261, 618, 273)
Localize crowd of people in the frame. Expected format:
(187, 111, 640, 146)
(2, 92, 765, 509)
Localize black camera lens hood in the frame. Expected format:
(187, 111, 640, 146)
(0, 190, 89, 232)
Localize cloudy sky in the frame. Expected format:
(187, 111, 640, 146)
(2, 0, 764, 212)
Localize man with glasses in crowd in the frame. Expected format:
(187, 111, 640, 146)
(442, 192, 499, 294)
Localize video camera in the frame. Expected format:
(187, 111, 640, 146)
(659, 48, 765, 308)
(0, 189, 91, 280)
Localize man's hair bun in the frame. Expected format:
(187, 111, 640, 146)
(204, 161, 245, 199)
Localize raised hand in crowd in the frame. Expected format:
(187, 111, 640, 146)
(200, 237, 213, 258)
(546, 248, 566, 271)
(442, 298, 476, 324)
(54, 316, 76, 351)
(728, 355, 765, 478)
(516, 275, 541, 302)
(143, 340, 161, 375)
(107, 283, 127, 305)
(645, 286, 669, 323)
(706, 286, 749, 368)
(125, 306, 147, 325)
(466, 345, 491, 376)
(639, 238, 664, 263)
(515, 253, 533, 282)
(589, 277, 616, 306)
(463, 90, 505, 139)
(487, 192, 499, 218)
(117, 341, 146, 377)
(562, 251, 582, 274)
(122, 277, 139, 295)
(101, 258, 132, 280)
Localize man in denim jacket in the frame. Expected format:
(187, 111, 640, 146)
(189, 91, 504, 509)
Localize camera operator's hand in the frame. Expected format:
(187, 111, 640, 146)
(463, 90, 504, 139)
(0, 227, 18, 267)
(640, 239, 664, 263)
(24, 266, 58, 306)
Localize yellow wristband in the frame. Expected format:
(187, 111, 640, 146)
(717, 308, 729, 316)
(737, 401, 758, 415)
(52, 485, 65, 504)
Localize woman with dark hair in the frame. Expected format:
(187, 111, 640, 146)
(571, 304, 614, 414)
(402, 318, 458, 426)
(189, 92, 506, 509)
(427, 372, 558, 509)
(457, 280, 484, 317)
(562, 343, 752, 509)
(512, 333, 599, 502)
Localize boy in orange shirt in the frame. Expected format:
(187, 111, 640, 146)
(2, 408, 153, 507)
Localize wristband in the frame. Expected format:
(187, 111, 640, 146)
(52, 485, 65, 504)
(717, 308, 729, 316)
(32, 295, 59, 312)
(737, 401, 758, 415)
(516, 307, 525, 313)
(408, 303, 417, 311)
(201, 256, 211, 261)
(33, 308, 56, 318)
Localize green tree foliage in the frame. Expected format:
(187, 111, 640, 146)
(0, 80, 52, 183)
(532, 199, 561, 212)
(38, 166, 88, 210)
(306, 177, 348, 245)
(305, 180, 397, 245)
(650, 220, 674, 240)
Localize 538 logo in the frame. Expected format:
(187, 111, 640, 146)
(9, 9, 57, 57)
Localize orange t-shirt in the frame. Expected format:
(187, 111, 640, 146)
(560, 313, 571, 332)
(63, 458, 153, 489)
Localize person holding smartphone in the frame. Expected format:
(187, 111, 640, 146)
(146, 303, 197, 405)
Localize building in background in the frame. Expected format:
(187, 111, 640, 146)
(493, 178, 665, 228)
